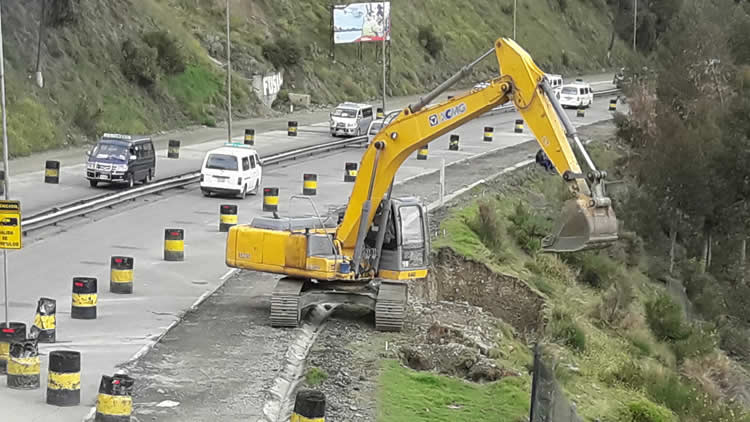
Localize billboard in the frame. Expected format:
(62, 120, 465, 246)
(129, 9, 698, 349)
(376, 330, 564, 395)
(333, 2, 391, 44)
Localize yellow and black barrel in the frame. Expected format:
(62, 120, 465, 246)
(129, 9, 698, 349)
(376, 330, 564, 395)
(167, 140, 180, 159)
(30, 297, 56, 343)
(45, 160, 60, 184)
(244, 128, 255, 146)
(288, 121, 298, 137)
(376, 107, 384, 119)
(164, 229, 185, 261)
(95, 374, 134, 422)
(46, 350, 81, 406)
(344, 163, 358, 182)
(291, 390, 326, 422)
(0, 322, 25, 375)
(72, 277, 97, 320)
(449, 134, 460, 151)
(483, 126, 494, 143)
(609, 98, 617, 111)
(514, 119, 524, 133)
(110, 256, 134, 294)
(263, 188, 279, 212)
(303, 174, 317, 196)
(7, 339, 40, 390)
(577, 107, 585, 118)
(417, 144, 428, 160)
(219, 204, 238, 232)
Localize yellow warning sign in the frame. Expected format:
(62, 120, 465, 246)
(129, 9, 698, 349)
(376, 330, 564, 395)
(0, 200, 21, 249)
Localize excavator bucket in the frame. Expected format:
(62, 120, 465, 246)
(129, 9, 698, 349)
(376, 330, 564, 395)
(542, 198, 618, 253)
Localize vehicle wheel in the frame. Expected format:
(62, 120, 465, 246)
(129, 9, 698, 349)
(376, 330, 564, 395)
(89, 180, 98, 188)
(127, 174, 135, 189)
(239, 185, 247, 200)
(142, 170, 151, 184)
(202, 190, 211, 197)
(250, 179, 260, 196)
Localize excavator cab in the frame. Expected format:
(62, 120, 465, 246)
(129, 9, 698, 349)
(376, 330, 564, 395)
(365, 197, 430, 281)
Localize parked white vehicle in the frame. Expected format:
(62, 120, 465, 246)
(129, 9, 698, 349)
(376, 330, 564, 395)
(330, 102, 374, 137)
(200, 143, 262, 199)
(558, 82, 594, 108)
(545, 73, 564, 97)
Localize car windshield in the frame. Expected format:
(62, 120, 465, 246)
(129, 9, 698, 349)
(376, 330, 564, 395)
(332, 108, 357, 118)
(369, 122, 383, 135)
(92, 143, 128, 160)
(205, 154, 238, 170)
(561, 87, 578, 95)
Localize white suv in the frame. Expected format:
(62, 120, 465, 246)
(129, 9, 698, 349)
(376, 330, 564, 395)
(558, 82, 594, 109)
(200, 143, 262, 199)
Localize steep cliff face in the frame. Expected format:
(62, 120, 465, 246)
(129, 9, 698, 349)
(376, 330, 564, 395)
(1, 0, 630, 156)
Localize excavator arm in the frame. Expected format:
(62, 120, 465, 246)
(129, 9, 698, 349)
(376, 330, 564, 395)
(337, 38, 617, 267)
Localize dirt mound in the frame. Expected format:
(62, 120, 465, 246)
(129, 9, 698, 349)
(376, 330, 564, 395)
(415, 247, 546, 339)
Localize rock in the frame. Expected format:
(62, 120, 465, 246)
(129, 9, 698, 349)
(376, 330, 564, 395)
(156, 400, 180, 408)
(400, 345, 432, 371)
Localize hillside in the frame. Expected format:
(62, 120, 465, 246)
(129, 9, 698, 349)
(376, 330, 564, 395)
(1, 0, 632, 156)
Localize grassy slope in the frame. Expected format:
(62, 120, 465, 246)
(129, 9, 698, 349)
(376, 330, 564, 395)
(379, 127, 750, 421)
(3, 0, 632, 157)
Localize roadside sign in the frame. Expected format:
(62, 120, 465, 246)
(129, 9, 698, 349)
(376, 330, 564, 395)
(0, 200, 21, 249)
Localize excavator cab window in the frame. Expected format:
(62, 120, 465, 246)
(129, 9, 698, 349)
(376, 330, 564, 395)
(399, 206, 424, 248)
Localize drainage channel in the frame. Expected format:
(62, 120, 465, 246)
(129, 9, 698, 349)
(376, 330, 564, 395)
(261, 304, 338, 422)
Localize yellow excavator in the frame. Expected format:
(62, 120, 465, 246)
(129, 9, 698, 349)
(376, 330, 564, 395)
(226, 38, 618, 331)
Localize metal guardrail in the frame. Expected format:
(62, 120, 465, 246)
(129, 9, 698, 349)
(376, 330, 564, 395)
(22, 135, 369, 233)
(22, 87, 622, 233)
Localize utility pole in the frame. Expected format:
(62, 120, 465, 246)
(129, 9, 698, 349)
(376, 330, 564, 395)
(226, 0, 232, 144)
(513, 0, 517, 40)
(381, 0, 387, 116)
(633, 0, 637, 50)
(0, 2, 10, 326)
(35, 0, 46, 88)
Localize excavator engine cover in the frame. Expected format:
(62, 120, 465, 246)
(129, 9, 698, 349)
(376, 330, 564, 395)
(543, 198, 618, 253)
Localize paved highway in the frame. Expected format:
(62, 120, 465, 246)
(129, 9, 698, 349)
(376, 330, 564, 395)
(0, 81, 623, 421)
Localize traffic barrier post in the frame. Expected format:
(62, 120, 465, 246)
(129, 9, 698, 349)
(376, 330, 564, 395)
(45, 160, 60, 184)
(344, 163, 358, 182)
(95, 374, 134, 422)
(46, 350, 81, 406)
(303, 174, 317, 196)
(219, 204, 238, 232)
(30, 297, 56, 343)
(263, 188, 279, 212)
(71, 277, 97, 320)
(0, 322, 25, 375)
(164, 229, 185, 261)
(7, 339, 40, 390)
(110, 256, 134, 294)
(167, 140, 180, 159)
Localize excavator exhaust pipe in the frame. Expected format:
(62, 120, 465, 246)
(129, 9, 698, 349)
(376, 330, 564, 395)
(543, 198, 618, 253)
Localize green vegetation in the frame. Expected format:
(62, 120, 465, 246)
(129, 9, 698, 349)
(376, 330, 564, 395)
(377, 360, 529, 422)
(304, 367, 328, 386)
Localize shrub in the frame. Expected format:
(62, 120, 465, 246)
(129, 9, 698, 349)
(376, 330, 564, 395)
(508, 201, 549, 254)
(121, 38, 160, 87)
(719, 322, 750, 362)
(47, 0, 80, 27)
(417, 25, 444, 59)
(597, 273, 635, 325)
(142, 30, 185, 74)
(305, 367, 328, 386)
(645, 293, 689, 342)
(467, 200, 504, 251)
(72, 99, 100, 140)
(672, 324, 716, 363)
(619, 400, 677, 422)
(579, 253, 619, 289)
(547, 309, 586, 352)
(262, 38, 302, 68)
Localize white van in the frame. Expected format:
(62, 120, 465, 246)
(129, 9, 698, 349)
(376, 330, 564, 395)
(545, 74, 564, 97)
(559, 82, 594, 108)
(330, 102, 374, 137)
(200, 143, 262, 199)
